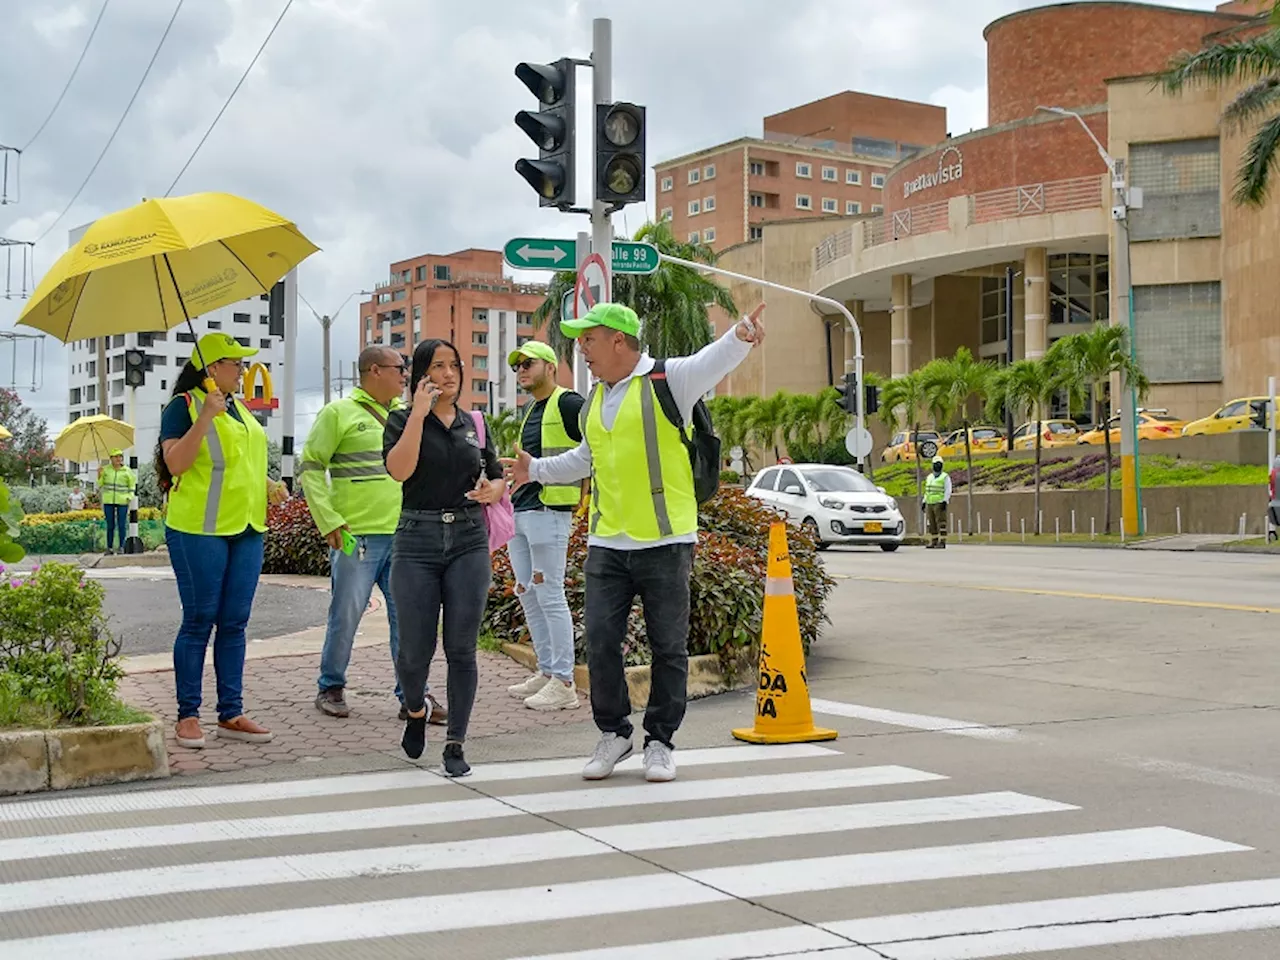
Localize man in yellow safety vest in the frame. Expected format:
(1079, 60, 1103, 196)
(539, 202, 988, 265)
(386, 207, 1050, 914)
(924, 455, 952, 549)
(98, 448, 135, 554)
(504, 301, 765, 784)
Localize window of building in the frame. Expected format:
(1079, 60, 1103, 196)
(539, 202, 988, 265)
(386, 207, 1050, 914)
(846, 200, 861, 215)
(796, 162, 812, 179)
(207, 319, 222, 330)
(688, 199, 700, 215)
(235, 337, 251, 347)
(86, 361, 96, 377)
(821, 198, 838, 213)
(474, 355, 488, 371)
(69, 387, 81, 405)
(689, 231, 700, 244)
(704, 163, 716, 180)
(1133, 281, 1222, 382)
(1128, 138, 1221, 241)
(391, 332, 406, 348)
(704, 227, 716, 243)
(260, 293, 269, 302)
(412, 305, 421, 321)
(821, 166, 837, 182)
(871, 204, 884, 213)
(871, 173, 886, 188)
(846, 169, 861, 185)
(392, 289, 406, 301)
(112, 335, 124, 348)
(661, 176, 673, 191)
(703, 195, 716, 211)
(377, 292, 391, 304)
(796, 194, 812, 210)
(853, 136, 898, 160)
(434, 264, 451, 281)
(749, 161, 765, 176)
(688, 168, 700, 184)
(150, 356, 167, 366)
(980, 275, 1009, 356)
(416, 265, 427, 282)
(177, 331, 195, 343)
(233, 312, 250, 324)
(659, 206, 673, 220)
(85, 384, 96, 401)
(473, 308, 488, 324)
(111, 403, 125, 419)
(260, 314, 269, 325)
(472, 378, 488, 394)
(517, 312, 533, 327)
(1048, 253, 1109, 329)
(750, 193, 764, 208)
(112, 380, 124, 397)
(749, 226, 763, 241)
(473, 331, 488, 346)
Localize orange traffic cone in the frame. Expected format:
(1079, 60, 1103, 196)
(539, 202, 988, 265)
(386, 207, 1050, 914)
(732, 522, 838, 744)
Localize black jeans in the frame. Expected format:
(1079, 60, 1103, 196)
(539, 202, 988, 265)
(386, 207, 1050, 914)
(584, 543, 694, 749)
(390, 509, 491, 743)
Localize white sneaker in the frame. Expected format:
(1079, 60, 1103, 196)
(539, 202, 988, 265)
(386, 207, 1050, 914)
(524, 678, 580, 711)
(508, 673, 551, 699)
(643, 742, 677, 783)
(582, 733, 633, 780)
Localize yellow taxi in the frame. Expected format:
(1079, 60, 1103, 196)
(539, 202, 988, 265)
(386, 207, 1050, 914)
(1011, 419, 1081, 450)
(937, 426, 1007, 458)
(882, 430, 941, 463)
(1076, 410, 1187, 445)
(1181, 397, 1274, 436)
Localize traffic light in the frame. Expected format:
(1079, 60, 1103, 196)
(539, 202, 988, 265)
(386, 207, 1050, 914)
(123, 348, 146, 388)
(834, 372, 857, 414)
(268, 280, 285, 337)
(1251, 400, 1269, 431)
(595, 102, 646, 205)
(865, 383, 880, 415)
(514, 59, 576, 208)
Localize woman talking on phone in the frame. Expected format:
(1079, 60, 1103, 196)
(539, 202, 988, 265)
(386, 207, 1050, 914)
(156, 333, 289, 750)
(384, 338, 506, 776)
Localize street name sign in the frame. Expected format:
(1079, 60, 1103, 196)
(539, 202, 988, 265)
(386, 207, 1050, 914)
(504, 238, 575, 270)
(611, 241, 659, 275)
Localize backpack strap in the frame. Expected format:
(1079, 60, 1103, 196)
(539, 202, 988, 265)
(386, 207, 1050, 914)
(469, 408, 487, 445)
(646, 360, 693, 449)
(352, 397, 388, 428)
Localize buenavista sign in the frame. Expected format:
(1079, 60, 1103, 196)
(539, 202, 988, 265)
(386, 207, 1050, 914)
(903, 145, 963, 199)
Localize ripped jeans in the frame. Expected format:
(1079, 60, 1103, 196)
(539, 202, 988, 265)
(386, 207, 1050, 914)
(508, 508, 574, 682)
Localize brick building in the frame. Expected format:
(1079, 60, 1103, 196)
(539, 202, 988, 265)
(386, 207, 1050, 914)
(359, 249, 569, 414)
(653, 91, 947, 251)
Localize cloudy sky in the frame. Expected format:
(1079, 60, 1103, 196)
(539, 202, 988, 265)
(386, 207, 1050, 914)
(0, 0, 1223, 438)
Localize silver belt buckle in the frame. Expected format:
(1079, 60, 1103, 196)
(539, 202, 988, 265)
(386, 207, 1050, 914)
(441, 511, 455, 523)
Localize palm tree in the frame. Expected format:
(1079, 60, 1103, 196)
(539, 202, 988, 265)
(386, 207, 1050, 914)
(878, 371, 930, 530)
(746, 391, 790, 464)
(779, 388, 847, 462)
(1047, 327, 1149, 534)
(487, 407, 522, 458)
(530, 219, 738, 363)
(1159, 6, 1280, 206)
(987, 359, 1063, 534)
(707, 395, 757, 473)
(920, 347, 994, 536)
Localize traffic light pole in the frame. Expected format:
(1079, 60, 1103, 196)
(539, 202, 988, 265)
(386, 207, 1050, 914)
(123, 375, 143, 554)
(590, 18, 613, 306)
(280, 268, 298, 491)
(656, 253, 867, 471)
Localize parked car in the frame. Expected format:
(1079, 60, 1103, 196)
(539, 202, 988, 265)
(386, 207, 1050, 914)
(746, 463, 905, 551)
(1182, 397, 1275, 436)
(1011, 419, 1081, 450)
(1077, 410, 1186, 445)
(882, 430, 940, 463)
(937, 426, 1007, 458)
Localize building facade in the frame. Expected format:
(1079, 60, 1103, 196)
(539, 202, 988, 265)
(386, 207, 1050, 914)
(804, 1, 1276, 425)
(358, 249, 568, 414)
(653, 92, 947, 251)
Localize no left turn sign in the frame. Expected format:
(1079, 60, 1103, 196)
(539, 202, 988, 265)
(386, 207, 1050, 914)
(574, 253, 608, 320)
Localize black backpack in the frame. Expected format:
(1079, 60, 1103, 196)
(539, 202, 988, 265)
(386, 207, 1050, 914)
(648, 360, 721, 503)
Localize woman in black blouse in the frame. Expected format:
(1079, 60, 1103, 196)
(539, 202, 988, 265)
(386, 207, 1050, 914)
(384, 339, 506, 777)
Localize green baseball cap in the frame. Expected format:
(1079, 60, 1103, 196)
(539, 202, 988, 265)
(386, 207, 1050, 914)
(195, 331, 258, 369)
(109, 448, 124, 457)
(507, 340, 558, 367)
(560, 302, 640, 339)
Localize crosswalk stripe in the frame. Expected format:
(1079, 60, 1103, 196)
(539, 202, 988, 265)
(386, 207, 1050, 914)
(0, 791, 1071, 912)
(0, 829, 1248, 960)
(0, 744, 841, 824)
(509, 927, 859, 960)
(809, 698, 1020, 741)
(0, 765, 941, 863)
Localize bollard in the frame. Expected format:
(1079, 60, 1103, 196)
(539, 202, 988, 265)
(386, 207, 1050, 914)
(1240, 513, 1247, 541)
(959, 519, 964, 539)
(977, 512, 982, 533)
(1020, 518, 1025, 543)
(1176, 506, 1182, 535)
(1121, 517, 1126, 544)
(988, 519, 993, 543)
(1006, 511, 1011, 534)
(1056, 518, 1060, 543)
(1071, 509, 1076, 535)
(1091, 517, 1096, 541)
(1142, 507, 1148, 536)
(1038, 509, 1043, 536)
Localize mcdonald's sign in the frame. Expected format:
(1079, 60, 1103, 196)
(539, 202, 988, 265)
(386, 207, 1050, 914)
(241, 362, 279, 412)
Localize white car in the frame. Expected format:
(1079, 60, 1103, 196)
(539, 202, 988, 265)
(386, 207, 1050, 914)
(746, 463, 905, 551)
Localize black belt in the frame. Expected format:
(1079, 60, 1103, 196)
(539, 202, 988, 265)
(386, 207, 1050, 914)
(401, 505, 483, 524)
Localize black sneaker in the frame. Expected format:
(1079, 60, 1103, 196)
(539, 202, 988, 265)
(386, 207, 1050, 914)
(442, 741, 470, 778)
(401, 713, 427, 760)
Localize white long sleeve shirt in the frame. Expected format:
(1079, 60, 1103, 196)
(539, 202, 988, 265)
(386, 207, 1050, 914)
(528, 325, 753, 550)
(942, 472, 953, 503)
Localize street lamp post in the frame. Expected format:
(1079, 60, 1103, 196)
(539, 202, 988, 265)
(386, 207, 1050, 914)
(302, 289, 373, 404)
(1037, 105, 1143, 536)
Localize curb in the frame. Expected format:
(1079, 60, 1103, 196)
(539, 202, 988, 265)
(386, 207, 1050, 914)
(0, 719, 169, 796)
(500, 642, 752, 710)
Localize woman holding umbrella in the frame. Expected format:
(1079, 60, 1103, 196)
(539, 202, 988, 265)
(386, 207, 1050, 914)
(156, 332, 289, 749)
(97, 449, 135, 555)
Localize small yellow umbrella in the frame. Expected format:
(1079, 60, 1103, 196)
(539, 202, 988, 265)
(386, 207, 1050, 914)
(0, 425, 10, 440)
(17, 192, 319, 369)
(54, 415, 135, 464)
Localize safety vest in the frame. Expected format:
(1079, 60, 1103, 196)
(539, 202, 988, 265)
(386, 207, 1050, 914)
(924, 471, 949, 505)
(99, 465, 135, 506)
(166, 390, 268, 536)
(522, 386, 580, 507)
(584, 376, 696, 541)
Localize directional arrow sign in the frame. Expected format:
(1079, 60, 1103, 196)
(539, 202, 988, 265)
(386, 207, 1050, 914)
(503, 238, 576, 271)
(611, 241, 659, 275)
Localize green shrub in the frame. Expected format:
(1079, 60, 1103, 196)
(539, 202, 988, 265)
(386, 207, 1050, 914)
(0, 479, 23, 564)
(8, 484, 78, 515)
(0, 561, 131, 726)
(262, 498, 330, 576)
(16, 519, 165, 555)
(483, 488, 835, 669)
(719, 469, 741, 485)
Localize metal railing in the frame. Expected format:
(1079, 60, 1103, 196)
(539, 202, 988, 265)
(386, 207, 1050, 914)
(813, 228, 853, 270)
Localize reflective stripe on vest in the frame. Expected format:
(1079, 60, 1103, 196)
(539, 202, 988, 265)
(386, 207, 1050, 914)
(166, 392, 268, 536)
(524, 386, 579, 507)
(925, 472, 948, 504)
(584, 376, 697, 541)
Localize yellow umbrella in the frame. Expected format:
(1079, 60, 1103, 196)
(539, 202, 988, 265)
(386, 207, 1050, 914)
(0, 424, 10, 440)
(17, 192, 319, 368)
(54, 415, 134, 464)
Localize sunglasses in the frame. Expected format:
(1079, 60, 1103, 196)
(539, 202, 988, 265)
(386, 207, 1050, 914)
(511, 358, 538, 372)
(374, 362, 408, 373)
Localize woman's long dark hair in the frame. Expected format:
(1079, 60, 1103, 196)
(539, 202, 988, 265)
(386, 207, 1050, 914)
(409, 338, 463, 402)
(153, 360, 210, 494)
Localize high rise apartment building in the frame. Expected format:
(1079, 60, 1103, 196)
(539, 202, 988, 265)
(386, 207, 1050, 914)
(653, 91, 947, 250)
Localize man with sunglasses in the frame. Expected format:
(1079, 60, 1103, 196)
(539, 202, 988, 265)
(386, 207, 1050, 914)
(504, 341, 587, 711)
(300, 345, 444, 725)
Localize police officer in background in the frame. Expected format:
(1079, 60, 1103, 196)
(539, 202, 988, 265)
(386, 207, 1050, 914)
(98, 448, 135, 555)
(924, 455, 952, 549)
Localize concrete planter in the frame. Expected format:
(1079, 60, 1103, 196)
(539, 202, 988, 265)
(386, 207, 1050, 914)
(501, 642, 753, 710)
(0, 719, 169, 796)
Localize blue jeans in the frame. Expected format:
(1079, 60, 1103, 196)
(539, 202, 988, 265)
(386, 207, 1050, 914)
(508, 509, 574, 682)
(318, 533, 417, 703)
(104, 504, 128, 550)
(167, 526, 264, 722)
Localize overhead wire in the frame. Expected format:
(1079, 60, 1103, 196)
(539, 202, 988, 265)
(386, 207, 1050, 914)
(163, 0, 294, 197)
(21, 0, 112, 152)
(34, 0, 186, 244)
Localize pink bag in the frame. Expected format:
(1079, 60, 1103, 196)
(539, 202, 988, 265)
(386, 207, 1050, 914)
(470, 410, 515, 553)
